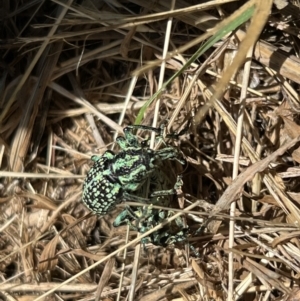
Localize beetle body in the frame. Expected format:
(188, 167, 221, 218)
(82, 125, 183, 215)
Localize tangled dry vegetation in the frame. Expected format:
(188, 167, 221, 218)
(2, 0, 300, 300)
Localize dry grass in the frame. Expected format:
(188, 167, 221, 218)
(1, 0, 300, 300)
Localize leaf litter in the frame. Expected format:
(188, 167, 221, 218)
(1, 0, 300, 300)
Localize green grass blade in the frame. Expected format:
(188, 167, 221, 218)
(135, 4, 255, 125)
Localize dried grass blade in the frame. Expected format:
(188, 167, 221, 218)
(95, 258, 115, 301)
(134, 0, 256, 124)
(9, 42, 63, 171)
(195, 0, 273, 124)
(38, 235, 59, 272)
(208, 136, 300, 232)
(0, 0, 72, 123)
